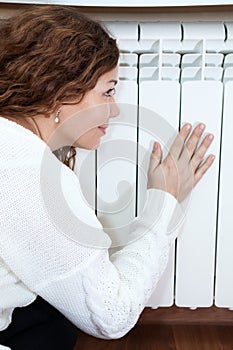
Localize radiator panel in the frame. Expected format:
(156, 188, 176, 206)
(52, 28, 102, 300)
(176, 81, 222, 307)
(215, 81, 233, 308)
(138, 81, 180, 307)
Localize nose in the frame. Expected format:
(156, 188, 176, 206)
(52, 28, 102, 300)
(109, 97, 120, 119)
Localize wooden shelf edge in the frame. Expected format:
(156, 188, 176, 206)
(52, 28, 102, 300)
(138, 305, 233, 325)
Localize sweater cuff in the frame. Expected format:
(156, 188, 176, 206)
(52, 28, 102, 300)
(142, 188, 178, 227)
(131, 188, 180, 242)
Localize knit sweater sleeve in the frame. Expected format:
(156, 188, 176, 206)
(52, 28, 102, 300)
(0, 154, 183, 340)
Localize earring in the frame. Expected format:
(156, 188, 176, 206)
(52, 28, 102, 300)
(54, 108, 61, 124)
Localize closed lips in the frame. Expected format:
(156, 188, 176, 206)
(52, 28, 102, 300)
(98, 125, 108, 134)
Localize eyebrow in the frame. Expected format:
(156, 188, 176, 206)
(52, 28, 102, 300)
(107, 79, 118, 85)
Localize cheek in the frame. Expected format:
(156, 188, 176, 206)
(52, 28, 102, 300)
(90, 102, 110, 123)
(82, 94, 110, 122)
(74, 102, 110, 135)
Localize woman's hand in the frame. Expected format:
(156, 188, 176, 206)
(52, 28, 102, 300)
(147, 122, 215, 203)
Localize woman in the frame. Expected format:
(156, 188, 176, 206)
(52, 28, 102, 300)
(0, 5, 215, 350)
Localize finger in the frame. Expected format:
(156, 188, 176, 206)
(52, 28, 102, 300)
(179, 123, 206, 163)
(190, 133, 214, 171)
(149, 141, 162, 170)
(168, 123, 192, 160)
(194, 154, 215, 186)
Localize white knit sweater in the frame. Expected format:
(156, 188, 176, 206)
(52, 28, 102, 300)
(0, 116, 182, 349)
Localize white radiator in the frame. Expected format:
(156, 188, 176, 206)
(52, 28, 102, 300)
(74, 20, 233, 311)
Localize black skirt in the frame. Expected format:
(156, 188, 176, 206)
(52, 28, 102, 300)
(0, 295, 79, 350)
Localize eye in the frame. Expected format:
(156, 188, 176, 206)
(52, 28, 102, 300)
(104, 87, 116, 98)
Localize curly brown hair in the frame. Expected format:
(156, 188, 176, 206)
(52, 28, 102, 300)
(0, 5, 120, 170)
(0, 5, 119, 117)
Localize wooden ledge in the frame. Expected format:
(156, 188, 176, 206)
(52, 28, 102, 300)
(138, 305, 233, 325)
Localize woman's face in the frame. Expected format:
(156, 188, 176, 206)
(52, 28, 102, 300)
(59, 66, 120, 150)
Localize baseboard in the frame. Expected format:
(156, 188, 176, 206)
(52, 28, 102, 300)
(138, 305, 233, 325)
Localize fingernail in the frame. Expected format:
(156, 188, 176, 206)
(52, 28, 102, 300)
(199, 123, 205, 130)
(153, 142, 158, 151)
(210, 155, 215, 161)
(185, 123, 191, 130)
(208, 134, 214, 141)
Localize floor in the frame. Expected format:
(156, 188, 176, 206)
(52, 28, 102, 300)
(74, 324, 233, 350)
